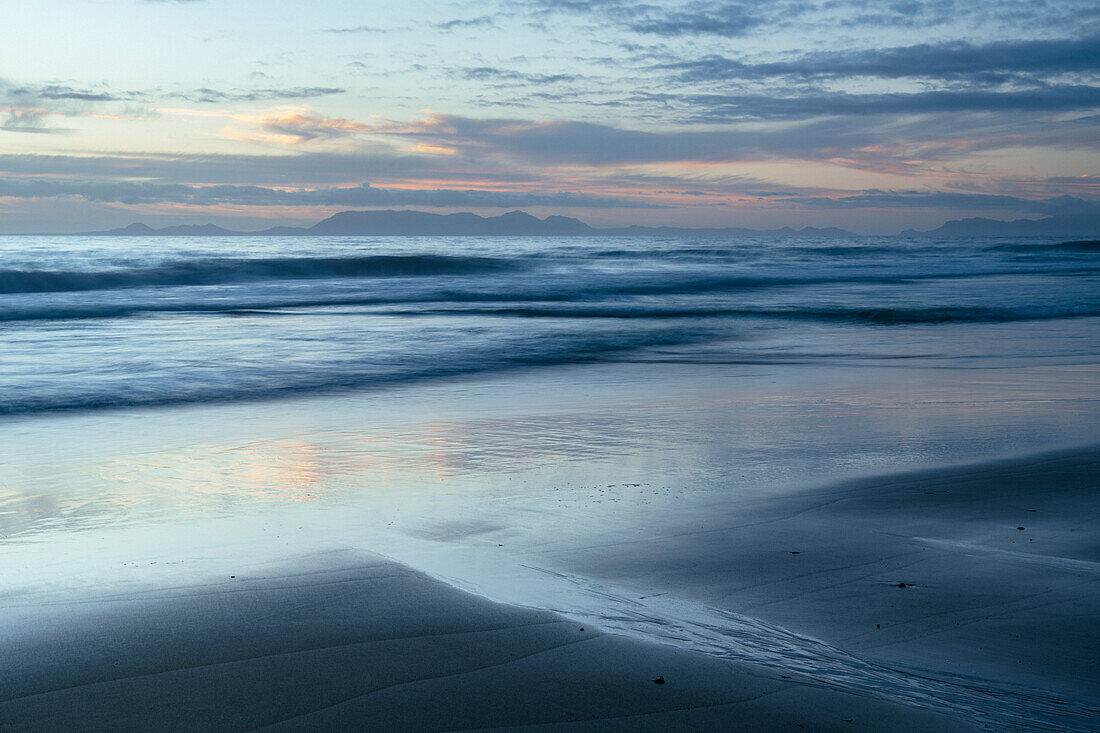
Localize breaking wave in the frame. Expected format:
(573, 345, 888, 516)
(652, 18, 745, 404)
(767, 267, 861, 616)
(2, 232, 1098, 414)
(0, 254, 521, 295)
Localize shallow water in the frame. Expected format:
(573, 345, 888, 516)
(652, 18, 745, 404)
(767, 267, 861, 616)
(2, 357, 1097, 542)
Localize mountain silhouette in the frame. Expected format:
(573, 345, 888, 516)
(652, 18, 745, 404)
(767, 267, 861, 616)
(84, 209, 856, 237)
(902, 213, 1100, 238)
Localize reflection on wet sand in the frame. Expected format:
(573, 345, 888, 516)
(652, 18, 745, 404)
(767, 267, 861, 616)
(2, 360, 1097, 547)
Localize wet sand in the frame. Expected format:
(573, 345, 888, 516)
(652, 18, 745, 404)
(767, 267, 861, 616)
(2, 448, 1096, 729)
(536, 446, 1100, 729)
(1, 364, 1097, 730)
(0, 550, 972, 732)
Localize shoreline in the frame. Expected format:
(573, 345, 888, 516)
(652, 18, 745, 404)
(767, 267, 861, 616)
(525, 444, 1100, 728)
(0, 549, 974, 732)
(2, 445, 1097, 730)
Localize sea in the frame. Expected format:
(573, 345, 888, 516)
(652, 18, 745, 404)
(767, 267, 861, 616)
(1, 233, 1098, 415)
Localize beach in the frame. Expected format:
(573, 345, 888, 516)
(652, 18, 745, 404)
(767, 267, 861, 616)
(1, 233, 1099, 730)
(2, 357, 1098, 730)
(2, 548, 979, 732)
(2, 439, 1094, 730)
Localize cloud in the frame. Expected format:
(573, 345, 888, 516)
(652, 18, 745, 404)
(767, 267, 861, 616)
(528, 0, 1100, 40)
(0, 79, 140, 103)
(0, 179, 656, 209)
(779, 191, 1100, 215)
(456, 67, 580, 84)
(1, 107, 68, 134)
(19, 85, 128, 102)
(431, 15, 499, 30)
(0, 104, 1094, 222)
(525, 0, 627, 13)
(1, 78, 345, 112)
(1042, 174, 1100, 188)
(251, 110, 373, 143)
(322, 25, 410, 34)
(1, 105, 1090, 191)
(842, 0, 1100, 33)
(527, 0, 774, 37)
(1, 0, 1097, 235)
(367, 112, 1041, 168)
(180, 86, 345, 103)
(628, 3, 763, 37)
(0, 79, 141, 132)
(662, 35, 1100, 83)
(655, 86, 1100, 121)
(0, 151, 450, 185)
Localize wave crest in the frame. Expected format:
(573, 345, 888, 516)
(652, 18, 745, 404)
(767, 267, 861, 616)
(0, 254, 520, 295)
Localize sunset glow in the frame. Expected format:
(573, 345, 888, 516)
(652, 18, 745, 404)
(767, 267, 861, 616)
(1, 0, 1097, 233)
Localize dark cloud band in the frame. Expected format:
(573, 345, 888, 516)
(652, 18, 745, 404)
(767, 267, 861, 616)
(0, 179, 656, 209)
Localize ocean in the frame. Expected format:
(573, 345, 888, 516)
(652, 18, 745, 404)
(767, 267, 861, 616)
(1, 234, 1098, 414)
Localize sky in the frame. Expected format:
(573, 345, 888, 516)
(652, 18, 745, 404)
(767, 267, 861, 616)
(1, 0, 1098, 233)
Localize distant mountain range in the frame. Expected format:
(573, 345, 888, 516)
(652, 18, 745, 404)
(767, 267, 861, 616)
(82, 208, 1098, 238)
(84, 210, 854, 237)
(900, 213, 1100, 238)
